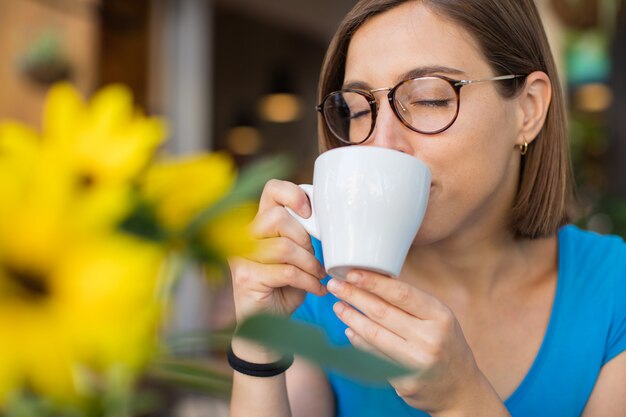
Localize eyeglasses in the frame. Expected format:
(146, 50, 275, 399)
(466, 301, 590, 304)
(316, 74, 526, 145)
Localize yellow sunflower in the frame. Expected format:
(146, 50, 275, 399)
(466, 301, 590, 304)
(142, 152, 237, 231)
(0, 84, 167, 406)
(141, 152, 258, 262)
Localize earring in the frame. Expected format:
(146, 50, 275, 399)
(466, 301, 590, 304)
(519, 141, 528, 156)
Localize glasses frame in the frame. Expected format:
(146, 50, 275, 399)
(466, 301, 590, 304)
(316, 74, 526, 145)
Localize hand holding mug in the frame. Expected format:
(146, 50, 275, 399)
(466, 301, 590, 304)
(228, 179, 328, 323)
(327, 270, 504, 416)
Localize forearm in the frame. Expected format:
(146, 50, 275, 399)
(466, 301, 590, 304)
(229, 337, 293, 417)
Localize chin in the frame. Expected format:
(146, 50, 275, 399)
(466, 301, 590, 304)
(412, 222, 441, 246)
(412, 187, 445, 245)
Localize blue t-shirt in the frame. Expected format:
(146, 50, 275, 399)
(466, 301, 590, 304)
(292, 225, 626, 416)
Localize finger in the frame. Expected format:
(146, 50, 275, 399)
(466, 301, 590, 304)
(333, 301, 430, 369)
(345, 270, 448, 320)
(345, 327, 390, 361)
(258, 179, 311, 218)
(251, 206, 314, 254)
(248, 237, 326, 280)
(327, 278, 422, 339)
(231, 257, 327, 297)
(345, 327, 423, 398)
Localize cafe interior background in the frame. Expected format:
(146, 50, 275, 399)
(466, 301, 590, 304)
(0, 0, 624, 415)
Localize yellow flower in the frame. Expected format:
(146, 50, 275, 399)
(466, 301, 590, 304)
(0, 310, 21, 403)
(142, 152, 236, 231)
(43, 83, 166, 187)
(55, 235, 165, 373)
(0, 303, 76, 403)
(0, 83, 168, 406)
(0, 121, 74, 275)
(0, 235, 165, 403)
(0, 80, 264, 409)
(201, 201, 258, 259)
(0, 83, 167, 274)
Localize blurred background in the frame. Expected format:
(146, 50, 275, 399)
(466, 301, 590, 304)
(1, 0, 624, 414)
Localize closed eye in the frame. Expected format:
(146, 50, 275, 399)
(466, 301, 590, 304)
(411, 99, 453, 108)
(349, 109, 371, 120)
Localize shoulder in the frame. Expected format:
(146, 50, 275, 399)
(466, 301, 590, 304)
(558, 224, 626, 276)
(557, 225, 626, 363)
(556, 225, 625, 334)
(559, 224, 625, 253)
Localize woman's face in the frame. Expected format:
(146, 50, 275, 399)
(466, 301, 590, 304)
(344, 2, 524, 245)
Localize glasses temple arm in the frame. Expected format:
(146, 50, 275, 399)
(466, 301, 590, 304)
(454, 74, 524, 87)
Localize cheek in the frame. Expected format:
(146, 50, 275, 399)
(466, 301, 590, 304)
(419, 153, 495, 230)
(413, 106, 518, 240)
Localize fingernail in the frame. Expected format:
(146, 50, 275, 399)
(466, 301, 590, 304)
(346, 272, 362, 285)
(333, 301, 345, 315)
(299, 201, 312, 218)
(345, 328, 354, 339)
(327, 278, 342, 293)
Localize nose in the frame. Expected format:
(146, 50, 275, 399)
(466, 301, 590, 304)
(366, 94, 414, 154)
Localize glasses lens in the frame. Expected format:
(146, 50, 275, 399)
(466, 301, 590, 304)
(394, 78, 458, 133)
(322, 91, 372, 144)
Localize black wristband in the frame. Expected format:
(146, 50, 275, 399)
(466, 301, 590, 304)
(227, 344, 294, 377)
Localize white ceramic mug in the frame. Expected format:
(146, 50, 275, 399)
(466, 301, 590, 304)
(287, 146, 431, 279)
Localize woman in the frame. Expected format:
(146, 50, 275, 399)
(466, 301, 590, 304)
(228, 0, 626, 416)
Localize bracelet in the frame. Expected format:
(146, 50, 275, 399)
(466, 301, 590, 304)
(227, 344, 294, 377)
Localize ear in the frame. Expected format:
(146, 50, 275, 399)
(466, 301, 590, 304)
(516, 71, 552, 145)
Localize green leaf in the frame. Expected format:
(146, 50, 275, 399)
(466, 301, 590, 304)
(22, 32, 63, 63)
(182, 154, 293, 239)
(229, 154, 294, 201)
(149, 359, 232, 397)
(3, 393, 54, 417)
(164, 327, 233, 354)
(1, 392, 84, 417)
(186, 238, 225, 267)
(236, 314, 413, 383)
(119, 198, 169, 242)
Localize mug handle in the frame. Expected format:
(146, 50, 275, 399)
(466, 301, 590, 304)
(285, 184, 321, 240)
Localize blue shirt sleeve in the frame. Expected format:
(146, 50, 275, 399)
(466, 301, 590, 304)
(604, 237, 626, 364)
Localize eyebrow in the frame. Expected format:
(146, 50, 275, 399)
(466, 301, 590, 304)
(342, 65, 466, 90)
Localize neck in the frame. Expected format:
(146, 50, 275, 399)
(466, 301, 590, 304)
(402, 227, 555, 299)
